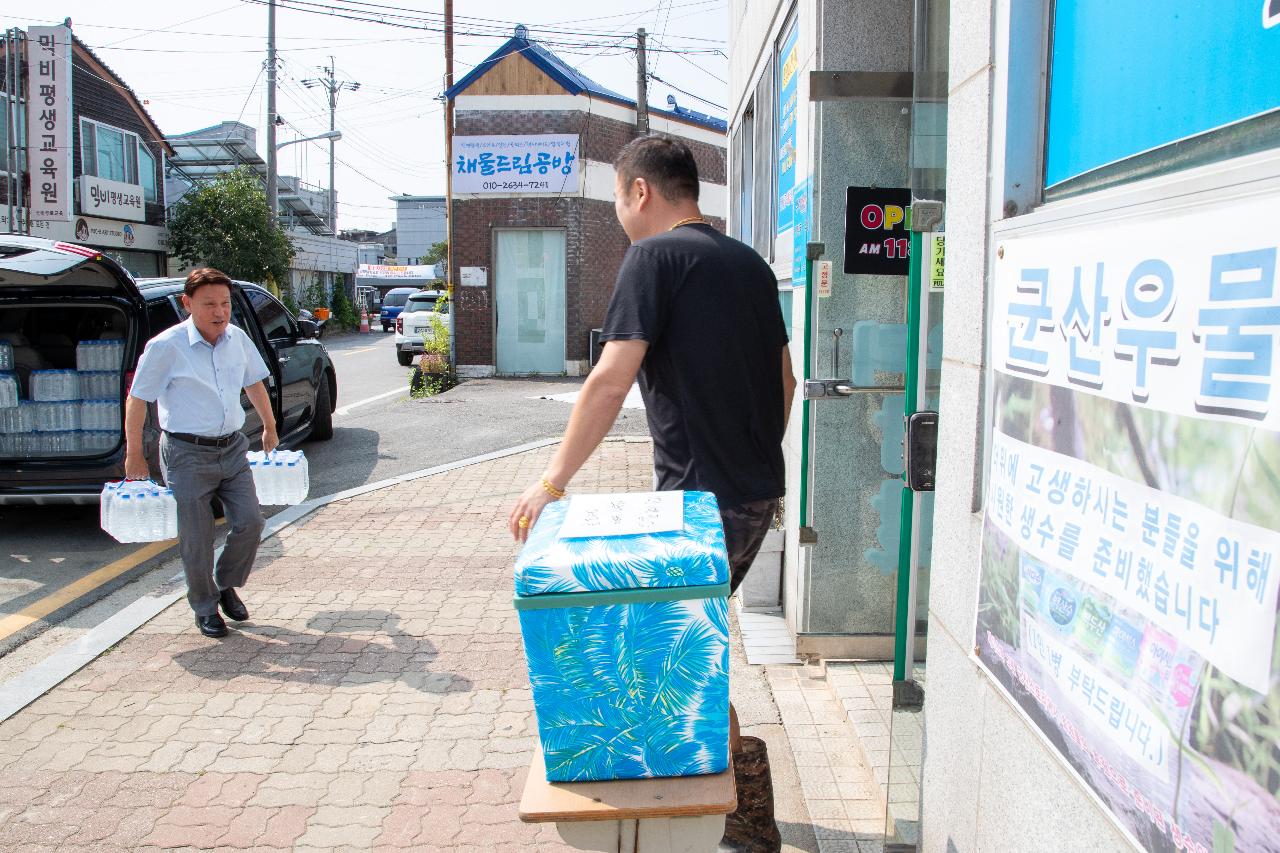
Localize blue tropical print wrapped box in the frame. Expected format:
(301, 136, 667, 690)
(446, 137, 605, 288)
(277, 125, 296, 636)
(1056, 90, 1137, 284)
(514, 490, 731, 783)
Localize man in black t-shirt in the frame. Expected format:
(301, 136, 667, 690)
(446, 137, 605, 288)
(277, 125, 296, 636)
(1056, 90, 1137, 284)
(509, 136, 797, 591)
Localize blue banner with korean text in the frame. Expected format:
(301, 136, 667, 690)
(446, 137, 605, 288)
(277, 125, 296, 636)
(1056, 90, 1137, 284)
(976, 193, 1280, 852)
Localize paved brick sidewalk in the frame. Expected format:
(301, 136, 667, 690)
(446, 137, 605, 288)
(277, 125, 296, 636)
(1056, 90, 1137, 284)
(0, 440, 665, 852)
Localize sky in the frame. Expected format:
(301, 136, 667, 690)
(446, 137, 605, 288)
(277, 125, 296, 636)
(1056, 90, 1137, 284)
(13, 0, 729, 234)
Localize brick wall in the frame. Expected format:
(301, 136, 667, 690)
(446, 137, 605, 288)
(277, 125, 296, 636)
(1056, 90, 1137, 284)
(453, 196, 631, 370)
(455, 109, 726, 184)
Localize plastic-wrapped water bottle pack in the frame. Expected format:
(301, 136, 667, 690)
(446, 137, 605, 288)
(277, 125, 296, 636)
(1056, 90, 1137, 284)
(0, 372, 17, 408)
(79, 371, 120, 400)
(34, 401, 80, 432)
(31, 370, 81, 401)
(0, 342, 12, 372)
(100, 479, 178, 543)
(248, 449, 310, 505)
(76, 339, 125, 372)
(82, 430, 121, 454)
(0, 401, 35, 433)
(80, 399, 121, 431)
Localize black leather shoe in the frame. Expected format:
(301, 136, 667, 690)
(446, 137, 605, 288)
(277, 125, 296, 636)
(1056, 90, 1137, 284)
(219, 588, 249, 622)
(197, 612, 228, 638)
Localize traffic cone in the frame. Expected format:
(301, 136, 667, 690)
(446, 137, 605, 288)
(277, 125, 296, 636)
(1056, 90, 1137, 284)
(359, 309, 370, 334)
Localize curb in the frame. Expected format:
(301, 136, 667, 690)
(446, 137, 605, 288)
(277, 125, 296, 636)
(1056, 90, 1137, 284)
(0, 437, 564, 723)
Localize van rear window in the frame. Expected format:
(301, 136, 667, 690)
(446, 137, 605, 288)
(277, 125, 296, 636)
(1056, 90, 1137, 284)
(384, 292, 411, 308)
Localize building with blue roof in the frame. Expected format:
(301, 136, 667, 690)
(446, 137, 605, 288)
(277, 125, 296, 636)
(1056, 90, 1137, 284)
(445, 25, 727, 377)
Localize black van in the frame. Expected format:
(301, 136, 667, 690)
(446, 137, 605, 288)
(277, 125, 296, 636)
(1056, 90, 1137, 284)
(0, 236, 337, 505)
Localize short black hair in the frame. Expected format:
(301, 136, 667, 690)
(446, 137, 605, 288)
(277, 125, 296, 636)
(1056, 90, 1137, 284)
(614, 135, 700, 203)
(184, 267, 233, 297)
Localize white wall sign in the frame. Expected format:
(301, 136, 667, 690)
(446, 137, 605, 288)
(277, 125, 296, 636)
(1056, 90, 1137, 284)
(27, 25, 73, 222)
(460, 266, 487, 287)
(558, 491, 684, 539)
(79, 175, 145, 222)
(816, 260, 833, 297)
(453, 134, 580, 194)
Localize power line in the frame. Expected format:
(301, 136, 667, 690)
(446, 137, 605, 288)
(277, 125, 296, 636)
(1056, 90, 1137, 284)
(648, 72, 724, 111)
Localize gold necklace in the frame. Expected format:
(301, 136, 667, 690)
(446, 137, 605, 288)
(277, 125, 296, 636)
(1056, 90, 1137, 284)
(668, 216, 708, 231)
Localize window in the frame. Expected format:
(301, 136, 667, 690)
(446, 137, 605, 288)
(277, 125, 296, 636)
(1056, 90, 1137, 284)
(730, 101, 755, 245)
(138, 144, 158, 204)
(146, 296, 183, 336)
(246, 289, 294, 341)
(751, 54, 776, 260)
(80, 119, 139, 184)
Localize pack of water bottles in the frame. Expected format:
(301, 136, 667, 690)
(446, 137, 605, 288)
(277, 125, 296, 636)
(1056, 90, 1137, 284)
(31, 370, 81, 401)
(100, 479, 178, 543)
(0, 342, 13, 373)
(248, 449, 310, 505)
(76, 339, 125, 372)
(0, 372, 17, 408)
(79, 371, 120, 400)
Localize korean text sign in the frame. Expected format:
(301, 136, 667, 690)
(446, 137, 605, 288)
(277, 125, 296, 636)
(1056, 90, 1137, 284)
(27, 25, 72, 222)
(775, 22, 799, 237)
(453, 135, 579, 195)
(975, 193, 1280, 853)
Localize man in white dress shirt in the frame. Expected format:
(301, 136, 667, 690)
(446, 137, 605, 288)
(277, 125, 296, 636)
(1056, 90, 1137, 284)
(124, 268, 279, 638)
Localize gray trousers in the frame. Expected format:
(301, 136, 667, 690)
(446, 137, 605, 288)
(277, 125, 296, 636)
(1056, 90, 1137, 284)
(160, 432, 265, 617)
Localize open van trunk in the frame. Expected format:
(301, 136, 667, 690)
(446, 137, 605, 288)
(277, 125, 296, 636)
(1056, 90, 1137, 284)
(0, 303, 131, 459)
(0, 241, 145, 466)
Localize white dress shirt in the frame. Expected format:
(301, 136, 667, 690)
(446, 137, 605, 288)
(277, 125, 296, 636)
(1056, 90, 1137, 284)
(130, 318, 271, 437)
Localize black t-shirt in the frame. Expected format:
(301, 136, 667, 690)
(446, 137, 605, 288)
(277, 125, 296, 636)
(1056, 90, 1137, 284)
(600, 222, 789, 507)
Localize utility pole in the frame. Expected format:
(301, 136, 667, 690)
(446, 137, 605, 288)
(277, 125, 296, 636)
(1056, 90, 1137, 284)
(444, 0, 455, 371)
(265, 0, 278, 224)
(304, 59, 359, 236)
(635, 28, 649, 135)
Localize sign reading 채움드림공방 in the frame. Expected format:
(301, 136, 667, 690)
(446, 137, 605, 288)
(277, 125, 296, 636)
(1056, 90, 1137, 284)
(452, 135, 579, 195)
(27, 25, 73, 222)
(975, 191, 1280, 853)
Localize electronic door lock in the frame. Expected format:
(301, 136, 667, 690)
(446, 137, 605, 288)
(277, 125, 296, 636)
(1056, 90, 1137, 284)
(904, 411, 939, 491)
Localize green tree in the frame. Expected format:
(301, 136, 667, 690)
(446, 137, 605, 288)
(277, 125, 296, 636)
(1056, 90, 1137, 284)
(168, 167, 293, 283)
(423, 240, 448, 265)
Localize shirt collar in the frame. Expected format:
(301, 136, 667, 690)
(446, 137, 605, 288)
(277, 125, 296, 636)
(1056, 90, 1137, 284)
(184, 316, 230, 349)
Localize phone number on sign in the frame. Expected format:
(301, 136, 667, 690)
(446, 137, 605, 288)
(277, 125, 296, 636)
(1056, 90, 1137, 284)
(481, 180, 552, 191)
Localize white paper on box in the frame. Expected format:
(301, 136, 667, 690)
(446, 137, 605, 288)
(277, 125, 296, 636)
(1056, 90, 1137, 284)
(557, 491, 684, 539)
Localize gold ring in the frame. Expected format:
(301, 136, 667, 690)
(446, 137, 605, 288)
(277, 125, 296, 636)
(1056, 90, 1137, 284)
(518, 516, 530, 529)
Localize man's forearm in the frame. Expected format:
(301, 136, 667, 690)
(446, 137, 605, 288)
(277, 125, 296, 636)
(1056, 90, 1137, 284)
(124, 395, 148, 459)
(245, 382, 276, 433)
(543, 375, 630, 488)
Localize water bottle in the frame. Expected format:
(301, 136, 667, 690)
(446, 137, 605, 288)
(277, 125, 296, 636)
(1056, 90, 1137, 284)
(100, 481, 119, 532)
(117, 493, 135, 541)
(147, 489, 164, 540)
(0, 341, 13, 372)
(162, 488, 178, 538)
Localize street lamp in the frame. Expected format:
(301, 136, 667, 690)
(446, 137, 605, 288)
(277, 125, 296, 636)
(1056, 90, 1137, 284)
(276, 129, 343, 151)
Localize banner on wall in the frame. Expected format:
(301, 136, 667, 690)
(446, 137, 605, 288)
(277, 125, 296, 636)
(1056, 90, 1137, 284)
(975, 192, 1280, 852)
(775, 22, 799, 239)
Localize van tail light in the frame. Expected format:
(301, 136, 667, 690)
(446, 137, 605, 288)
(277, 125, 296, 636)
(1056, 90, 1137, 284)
(125, 370, 135, 396)
(396, 317, 403, 334)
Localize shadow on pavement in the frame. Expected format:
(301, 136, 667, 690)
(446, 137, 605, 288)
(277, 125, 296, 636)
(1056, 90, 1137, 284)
(170, 609, 473, 694)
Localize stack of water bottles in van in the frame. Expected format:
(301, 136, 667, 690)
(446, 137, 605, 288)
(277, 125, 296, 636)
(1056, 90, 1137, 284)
(101, 479, 178, 542)
(0, 339, 123, 458)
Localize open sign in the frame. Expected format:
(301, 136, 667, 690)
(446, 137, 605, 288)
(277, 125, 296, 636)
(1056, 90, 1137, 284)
(844, 187, 912, 276)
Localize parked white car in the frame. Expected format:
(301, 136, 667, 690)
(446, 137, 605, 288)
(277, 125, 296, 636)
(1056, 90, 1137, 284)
(394, 289, 451, 366)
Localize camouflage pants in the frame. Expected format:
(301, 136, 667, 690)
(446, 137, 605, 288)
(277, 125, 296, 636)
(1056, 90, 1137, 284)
(720, 498, 781, 592)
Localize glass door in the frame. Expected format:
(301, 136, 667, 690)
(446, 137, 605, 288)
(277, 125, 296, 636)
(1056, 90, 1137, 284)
(494, 229, 566, 375)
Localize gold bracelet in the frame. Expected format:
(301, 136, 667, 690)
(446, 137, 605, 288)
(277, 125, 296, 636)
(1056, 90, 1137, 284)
(540, 478, 566, 499)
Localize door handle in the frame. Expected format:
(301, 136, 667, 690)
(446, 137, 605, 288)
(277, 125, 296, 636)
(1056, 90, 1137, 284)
(278, 356, 291, 363)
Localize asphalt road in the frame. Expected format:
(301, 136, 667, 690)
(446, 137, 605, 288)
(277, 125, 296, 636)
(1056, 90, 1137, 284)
(0, 330, 648, 660)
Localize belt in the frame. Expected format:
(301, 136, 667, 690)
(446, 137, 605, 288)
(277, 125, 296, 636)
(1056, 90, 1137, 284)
(164, 430, 240, 448)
